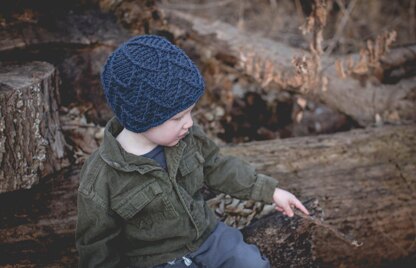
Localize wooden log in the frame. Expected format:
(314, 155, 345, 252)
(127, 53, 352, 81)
(0, 61, 67, 193)
(224, 125, 416, 267)
(0, 125, 414, 267)
(163, 11, 416, 126)
(0, 168, 79, 267)
(242, 208, 318, 268)
(0, 0, 164, 53)
(382, 44, 416, 65)
(0, 11, 128, 53)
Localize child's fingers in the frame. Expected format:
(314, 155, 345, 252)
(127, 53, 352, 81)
(275, 206, 284, 212)
(292, 199, 310, 215)
(283, 204, 294, 217)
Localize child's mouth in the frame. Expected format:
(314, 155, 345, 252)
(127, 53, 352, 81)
(178, 131, 189, 139)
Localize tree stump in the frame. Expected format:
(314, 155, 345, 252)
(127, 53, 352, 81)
(0, 61, 67, 193)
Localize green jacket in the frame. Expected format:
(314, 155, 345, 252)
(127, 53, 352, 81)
(76, 117, 279, 268)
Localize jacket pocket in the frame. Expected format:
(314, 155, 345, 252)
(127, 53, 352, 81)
(111, 180, 178, 227)
(178, 150, 205, 195)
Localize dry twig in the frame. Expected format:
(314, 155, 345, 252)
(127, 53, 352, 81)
(325, 0, 358, 55)
(294, 209, 363, 248)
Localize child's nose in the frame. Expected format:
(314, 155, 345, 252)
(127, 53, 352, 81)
(183, 114, 193, 129)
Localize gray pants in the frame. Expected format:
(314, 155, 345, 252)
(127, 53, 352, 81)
(154, 222, 270, 268)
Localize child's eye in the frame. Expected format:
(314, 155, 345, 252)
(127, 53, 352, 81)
(173, 116, 183, 121)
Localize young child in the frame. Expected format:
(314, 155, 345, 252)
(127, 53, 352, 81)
(76, 35, 309, 268)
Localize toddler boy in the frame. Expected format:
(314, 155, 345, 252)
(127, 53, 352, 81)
(76, 35, 309, 268)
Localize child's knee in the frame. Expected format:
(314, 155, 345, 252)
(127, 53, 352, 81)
(227, 243, 270, 268)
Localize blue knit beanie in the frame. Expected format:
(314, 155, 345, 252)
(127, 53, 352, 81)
(101, 35, 205, 133)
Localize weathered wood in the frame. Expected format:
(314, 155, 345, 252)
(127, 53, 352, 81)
(0, 11, 128, 52)
(164, 10, 416, 126)
(381, 44, 416, 70)
(0, 125, 414, 267)
(242, 207, 318, 268)
(225, 125, 416, 267)
(0, 61, 67, 193)
(0, 167, 79, 267)
(0, 0, 165, 53)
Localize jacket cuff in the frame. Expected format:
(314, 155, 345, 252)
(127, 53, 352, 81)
(251, 173, 279, 203)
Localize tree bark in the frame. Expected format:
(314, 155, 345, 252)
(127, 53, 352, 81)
(163, 10, 416, 126)
(0, 125, 414, 266)
(223, 125, 416, 267)
(0, 61, 67, 193)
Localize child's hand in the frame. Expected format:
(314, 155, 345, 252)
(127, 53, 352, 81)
(272, 188, 309, 217)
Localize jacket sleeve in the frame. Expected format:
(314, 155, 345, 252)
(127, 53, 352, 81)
(76, 192, 124, 268)
(192, 125, 279, 203)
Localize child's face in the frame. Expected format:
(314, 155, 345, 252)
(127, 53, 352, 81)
(142, 104, 195, 147)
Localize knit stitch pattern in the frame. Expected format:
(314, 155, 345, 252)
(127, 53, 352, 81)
(101, 35, 205, 132)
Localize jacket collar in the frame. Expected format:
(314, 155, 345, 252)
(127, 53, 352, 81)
(99, 117, 186, 176)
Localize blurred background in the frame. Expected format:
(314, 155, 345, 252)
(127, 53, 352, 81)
(0, 0, 415, 267)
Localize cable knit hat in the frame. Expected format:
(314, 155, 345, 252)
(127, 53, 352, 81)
(101, 35, 205, 132)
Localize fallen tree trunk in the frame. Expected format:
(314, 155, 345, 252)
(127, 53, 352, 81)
(224, 125, 416, 267)
(164, 10, 416, 126)
(0, 125, 414, 267)
(0, 61, 67, 193)
(0, 0, 163, 53)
